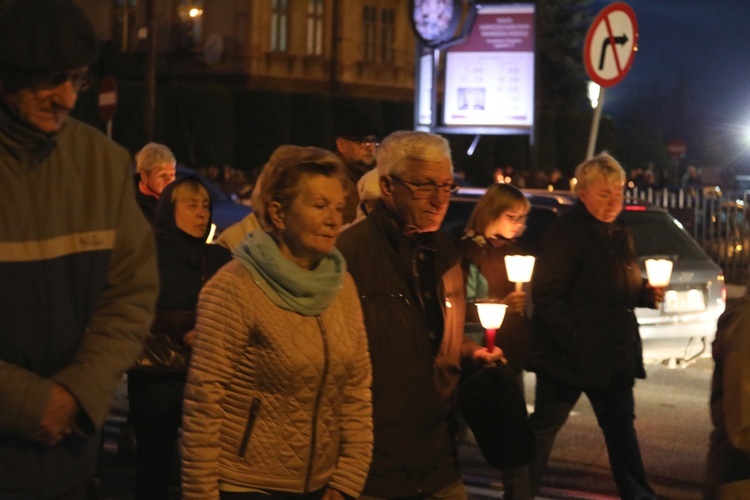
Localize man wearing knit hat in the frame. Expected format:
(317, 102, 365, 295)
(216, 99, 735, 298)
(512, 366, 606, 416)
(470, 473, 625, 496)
(0, 1, 158, 498)
(335, 112, 382, 224)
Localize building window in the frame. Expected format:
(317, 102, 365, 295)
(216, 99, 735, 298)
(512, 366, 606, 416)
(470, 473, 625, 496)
(380, 8, 395, 64)
(177, 0, 204, 51)
(362, 5, 377, 62)
(271, 0, 288, 52)
(113, 0, 137, 52)
(362, 5, 394, 64)
(306, 0, 324, 56)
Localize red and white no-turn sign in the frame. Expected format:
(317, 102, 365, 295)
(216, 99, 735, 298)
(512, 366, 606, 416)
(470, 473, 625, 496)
(584, 2, 638, 87)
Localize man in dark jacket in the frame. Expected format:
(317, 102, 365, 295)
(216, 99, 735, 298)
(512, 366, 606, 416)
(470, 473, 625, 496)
(528, 154, 664, 499)
(0, 1, 158, 497)
(334, 113, 380, 224)
(338, 130, 502, 498)
(133, 142, 177, 224)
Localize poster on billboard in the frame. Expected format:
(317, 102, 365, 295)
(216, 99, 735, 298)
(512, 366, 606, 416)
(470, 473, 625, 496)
(442, 3, 535, 129)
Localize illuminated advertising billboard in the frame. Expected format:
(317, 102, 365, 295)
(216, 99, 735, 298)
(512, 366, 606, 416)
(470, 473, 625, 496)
(443, 4, 535, 129)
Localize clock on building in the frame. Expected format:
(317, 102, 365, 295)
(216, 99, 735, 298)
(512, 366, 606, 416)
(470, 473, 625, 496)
(410, 0, 463, 47)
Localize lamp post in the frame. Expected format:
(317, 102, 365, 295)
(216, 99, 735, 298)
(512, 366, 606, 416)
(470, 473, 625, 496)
(505, 255, 536, 292)
(475, 301, 508, 351)
(645, 258, 673, 287)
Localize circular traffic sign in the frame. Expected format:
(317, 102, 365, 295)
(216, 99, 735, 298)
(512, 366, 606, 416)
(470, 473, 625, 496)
(98, 75, 117, 123)
(668, 139, 687, 157)
(583, 2, 638, 87)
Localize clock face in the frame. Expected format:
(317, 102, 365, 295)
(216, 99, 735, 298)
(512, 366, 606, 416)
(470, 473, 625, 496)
(413, 0, 456, 43)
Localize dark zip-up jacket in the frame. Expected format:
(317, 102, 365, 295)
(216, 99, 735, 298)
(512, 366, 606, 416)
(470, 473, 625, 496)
(0, 103, 158, 496)
(337, 203, 477, 497)
(529, 203, 651, 390)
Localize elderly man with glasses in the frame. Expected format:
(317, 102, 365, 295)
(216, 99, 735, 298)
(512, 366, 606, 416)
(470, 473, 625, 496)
(337, 130, 503, 499)
(0, 1, 158, 498)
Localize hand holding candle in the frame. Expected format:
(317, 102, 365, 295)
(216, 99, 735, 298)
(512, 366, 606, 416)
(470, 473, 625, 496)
(475, 301, 508, 351)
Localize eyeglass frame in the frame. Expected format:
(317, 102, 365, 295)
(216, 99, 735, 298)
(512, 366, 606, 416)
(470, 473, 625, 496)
(503, 212, 529, 224)
(340, 135, 380, 148)
(390, 175, 459, 199)
(0, 67, 94, 93)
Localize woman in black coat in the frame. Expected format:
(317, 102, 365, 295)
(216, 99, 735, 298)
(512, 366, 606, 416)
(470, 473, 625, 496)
(128, 176, 231, 499)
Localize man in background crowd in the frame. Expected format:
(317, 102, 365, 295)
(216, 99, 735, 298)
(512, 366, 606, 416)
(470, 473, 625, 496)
(335, 113, 381, 223)
(134, 142, 177, 224)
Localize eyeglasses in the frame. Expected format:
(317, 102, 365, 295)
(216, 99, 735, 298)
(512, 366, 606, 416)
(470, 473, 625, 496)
(391, 176, 459, 199)
(30, 70, 93, 92)
(503, 213, 528, 224)
(342, 136, 379, 148)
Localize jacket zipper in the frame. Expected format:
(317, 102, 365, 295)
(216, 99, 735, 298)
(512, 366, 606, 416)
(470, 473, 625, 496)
(304, 316, 330, 493)
(238, 398, 261, 458)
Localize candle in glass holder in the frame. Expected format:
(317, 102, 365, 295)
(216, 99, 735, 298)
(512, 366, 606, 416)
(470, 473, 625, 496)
(505, 255, 536, 292)
(475, 302, 508, 350)
(645, 258, 673, 287)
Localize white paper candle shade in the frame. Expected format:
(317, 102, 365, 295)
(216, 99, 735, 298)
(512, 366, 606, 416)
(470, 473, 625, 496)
(475, 302, 508, 330)
(645, 259, 673, 287)
(505, 255, 536, 291)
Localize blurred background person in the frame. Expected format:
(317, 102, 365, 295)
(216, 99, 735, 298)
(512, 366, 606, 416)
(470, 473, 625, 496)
(334, 113, 381, 224)
(528, 154, 664, 499)
(134, 142, 177, 224)
(128, 176, 231, 499)
(459, 183, 532, 499)
(705, 290, 750, 498)
(181, 146, 372, 500)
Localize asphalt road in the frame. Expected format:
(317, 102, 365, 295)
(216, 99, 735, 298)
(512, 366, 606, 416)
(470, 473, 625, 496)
(461, 360, 715, 499)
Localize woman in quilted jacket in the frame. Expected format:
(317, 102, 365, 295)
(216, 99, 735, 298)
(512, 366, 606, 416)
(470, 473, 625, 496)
(181, 146, 373, 500)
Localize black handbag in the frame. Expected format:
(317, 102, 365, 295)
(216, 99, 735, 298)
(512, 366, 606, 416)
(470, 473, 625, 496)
(457, 363, 535, 470)
(132, 310, 196, 372)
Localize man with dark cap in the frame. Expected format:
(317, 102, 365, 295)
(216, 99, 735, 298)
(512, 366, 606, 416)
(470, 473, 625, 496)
(335, 113, 381, 223)
(0, 1, 158, 498)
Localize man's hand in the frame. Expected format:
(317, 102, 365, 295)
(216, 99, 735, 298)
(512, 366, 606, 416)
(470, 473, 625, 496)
(37, 383, 79, 446)
(473, 346, 507, 364)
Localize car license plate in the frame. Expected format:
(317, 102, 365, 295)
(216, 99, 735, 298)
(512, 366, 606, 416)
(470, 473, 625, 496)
(663, 289, 705, 313)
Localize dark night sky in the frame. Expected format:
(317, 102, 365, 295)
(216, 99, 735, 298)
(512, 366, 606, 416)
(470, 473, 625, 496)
(591, 0, 750, 126)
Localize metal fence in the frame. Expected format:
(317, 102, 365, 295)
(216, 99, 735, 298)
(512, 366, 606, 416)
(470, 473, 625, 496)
(626, 187, 750, 284)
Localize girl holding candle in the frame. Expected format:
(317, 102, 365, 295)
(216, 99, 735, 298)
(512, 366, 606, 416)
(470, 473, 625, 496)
(459, 182, 533, 500)
(181, 146, 373, 500)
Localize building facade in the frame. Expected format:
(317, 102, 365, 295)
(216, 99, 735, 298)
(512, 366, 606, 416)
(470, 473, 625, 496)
(77, 0, 416, 100)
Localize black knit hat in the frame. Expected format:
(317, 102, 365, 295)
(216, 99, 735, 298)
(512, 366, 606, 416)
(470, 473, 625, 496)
(335, 113, 382, 139)
(0, 0, 99, 72)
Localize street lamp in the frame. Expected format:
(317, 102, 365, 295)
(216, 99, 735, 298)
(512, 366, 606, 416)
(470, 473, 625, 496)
(475, 301, 508, 351)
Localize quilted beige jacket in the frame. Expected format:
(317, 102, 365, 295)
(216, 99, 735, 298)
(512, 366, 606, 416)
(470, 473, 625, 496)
(181, 260, 373, 500)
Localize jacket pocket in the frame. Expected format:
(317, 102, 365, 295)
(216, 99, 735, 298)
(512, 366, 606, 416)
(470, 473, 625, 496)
(238, 398, 261, 458)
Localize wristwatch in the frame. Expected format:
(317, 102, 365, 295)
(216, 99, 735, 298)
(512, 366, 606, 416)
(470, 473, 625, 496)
(410, 0, 462, 47)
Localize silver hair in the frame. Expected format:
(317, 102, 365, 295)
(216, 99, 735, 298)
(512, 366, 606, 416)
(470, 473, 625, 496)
(135, 142, 176, 174)
(376, 131, 452, 178)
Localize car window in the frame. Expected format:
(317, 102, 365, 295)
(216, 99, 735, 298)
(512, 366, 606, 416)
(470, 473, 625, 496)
(620, 210, 707, 261)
